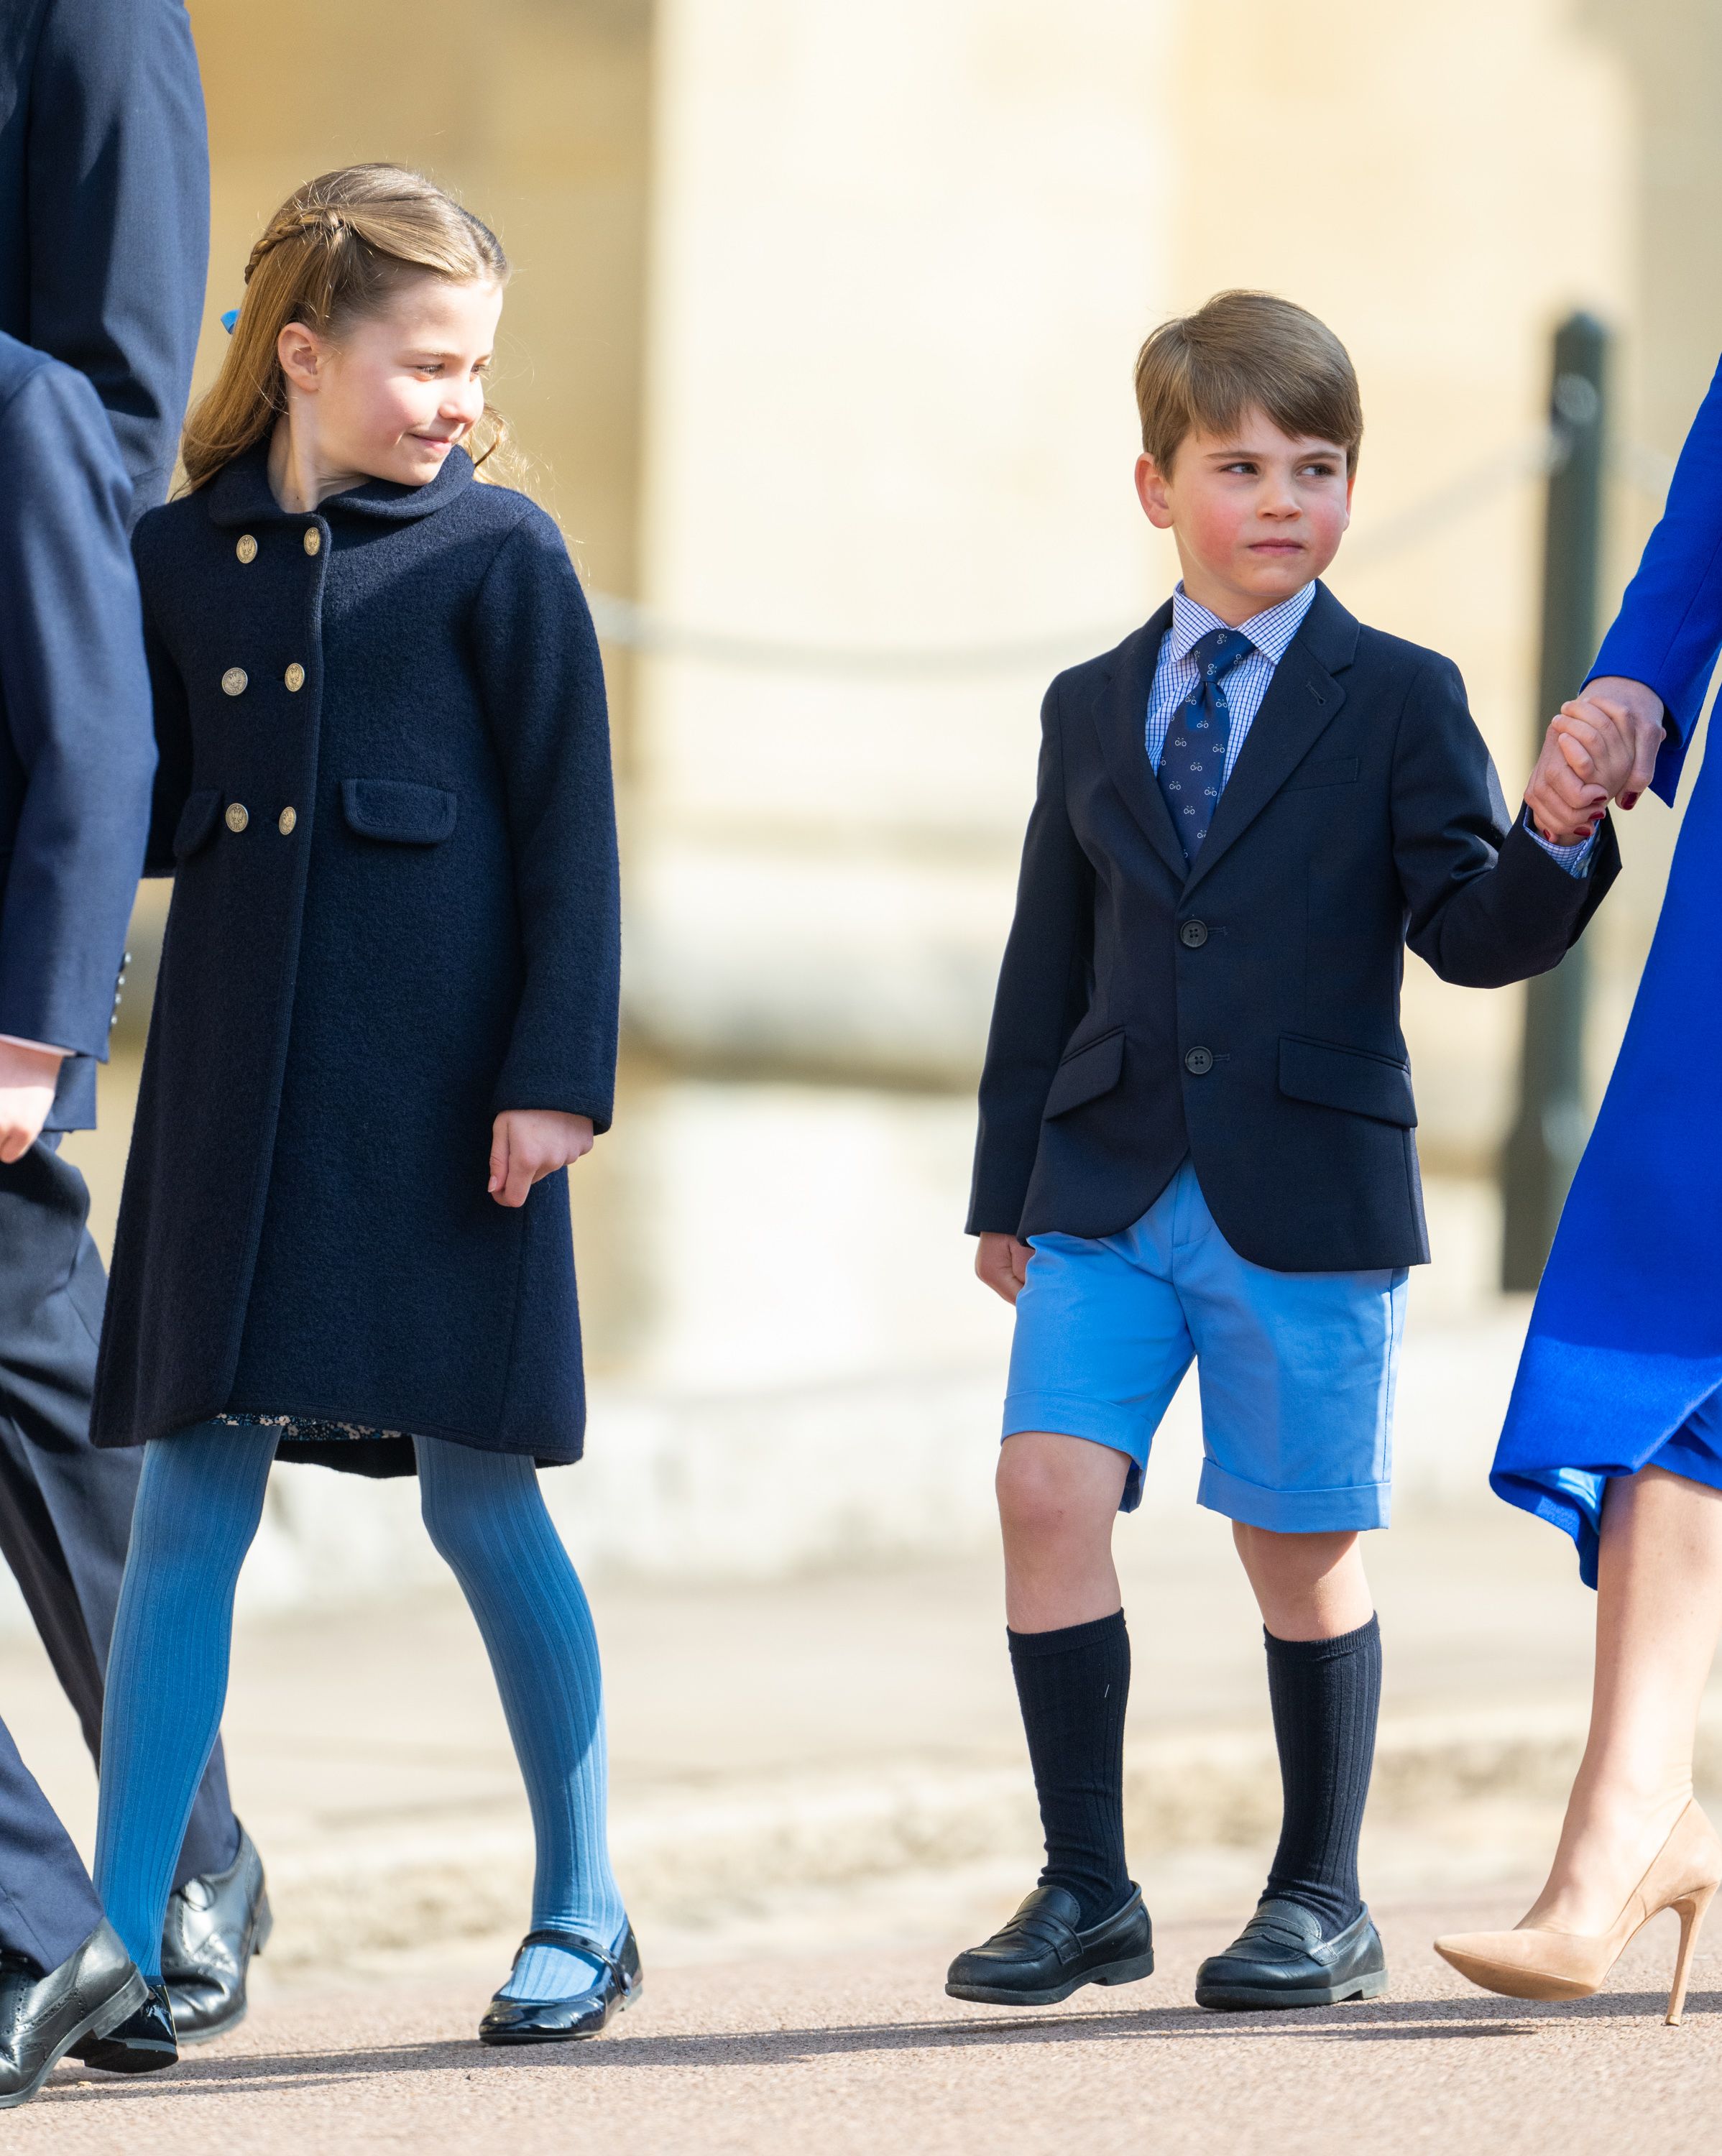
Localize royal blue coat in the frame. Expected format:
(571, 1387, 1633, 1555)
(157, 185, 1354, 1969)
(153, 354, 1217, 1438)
(90, 447, 621, 1475)
(0, 334, 155, 1130)
(1494, 352, 1722, 1580)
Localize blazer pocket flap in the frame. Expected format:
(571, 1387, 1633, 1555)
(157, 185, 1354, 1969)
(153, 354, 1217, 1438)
(172, 789, 222, 860)
(1042, 1028, 1125, 1119)
(1279, 1035, 1417, 1127)
(341, 778, 458, 845)
(1286, 754, 1361, 791)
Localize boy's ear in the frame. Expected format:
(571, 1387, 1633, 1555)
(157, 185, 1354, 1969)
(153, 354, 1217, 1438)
(1136, 451, 1175, 530)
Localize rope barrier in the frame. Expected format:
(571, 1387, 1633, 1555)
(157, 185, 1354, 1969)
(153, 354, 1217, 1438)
(586, 434, 1674, 681)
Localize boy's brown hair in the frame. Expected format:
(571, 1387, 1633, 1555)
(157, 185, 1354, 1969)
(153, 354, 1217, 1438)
(1133, 290, 1363, 476)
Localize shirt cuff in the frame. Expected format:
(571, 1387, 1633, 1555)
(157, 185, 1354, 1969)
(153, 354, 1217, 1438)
(0, 1035, 73, 1059)
(1523, 809, 1598, 878)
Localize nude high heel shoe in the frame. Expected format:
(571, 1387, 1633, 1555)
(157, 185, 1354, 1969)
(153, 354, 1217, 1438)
(1435, 1799, 1722, 2025)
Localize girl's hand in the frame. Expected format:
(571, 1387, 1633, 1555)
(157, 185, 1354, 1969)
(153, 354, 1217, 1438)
(976, 1230, 1033, 1304)
(488, 1110, 594, 1207)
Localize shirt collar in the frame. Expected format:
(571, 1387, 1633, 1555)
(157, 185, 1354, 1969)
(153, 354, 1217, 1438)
(1167, 579, 1318, 665)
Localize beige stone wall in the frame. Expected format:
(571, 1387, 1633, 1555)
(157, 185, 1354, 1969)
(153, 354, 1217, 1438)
(139, 4, 1721, 1174)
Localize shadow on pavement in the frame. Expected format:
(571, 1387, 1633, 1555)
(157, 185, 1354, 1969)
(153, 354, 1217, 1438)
(37, 1986, 1722, 2103)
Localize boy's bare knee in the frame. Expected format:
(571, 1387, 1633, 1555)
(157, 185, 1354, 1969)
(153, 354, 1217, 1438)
(997, 1433, 1125, 1552)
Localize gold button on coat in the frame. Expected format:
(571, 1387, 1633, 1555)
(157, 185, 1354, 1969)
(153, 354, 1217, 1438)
(221, 667, 247, 696)
(278, 806, 298, 836)
(236, 535, 258, 564)
(284, 663, 305, 693)
(225, 803, 249, 833)
(303, 528, 322, 556)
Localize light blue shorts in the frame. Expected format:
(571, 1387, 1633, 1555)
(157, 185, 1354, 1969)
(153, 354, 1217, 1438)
(1003, 1161, 1406, 1533)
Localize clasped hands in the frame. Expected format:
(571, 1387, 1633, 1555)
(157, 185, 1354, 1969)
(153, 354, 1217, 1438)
(1523, 675, 1667, 846)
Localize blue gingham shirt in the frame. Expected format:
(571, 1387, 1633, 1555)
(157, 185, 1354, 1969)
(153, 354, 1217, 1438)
(1146, 583, 1594, 875)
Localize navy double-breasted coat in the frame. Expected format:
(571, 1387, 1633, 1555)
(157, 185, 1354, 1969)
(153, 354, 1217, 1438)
(91, 446, 621, 1475)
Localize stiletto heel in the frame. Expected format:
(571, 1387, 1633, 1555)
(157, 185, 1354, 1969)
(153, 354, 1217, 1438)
(1666, 1879, 1715, 2025)
(1436, 1800, 1722, 2020)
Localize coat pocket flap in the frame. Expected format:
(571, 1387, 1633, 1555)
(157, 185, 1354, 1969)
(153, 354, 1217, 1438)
(1278, 1035, 1417, 1127)
(1042, 1027, 1125, 1119)
(341, 778, 458, 845)
(172, 789, 222, 860)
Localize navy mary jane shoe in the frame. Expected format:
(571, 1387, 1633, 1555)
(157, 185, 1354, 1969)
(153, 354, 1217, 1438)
(478, 1924, 642, 2045)
(69, 1977, 178, 2073)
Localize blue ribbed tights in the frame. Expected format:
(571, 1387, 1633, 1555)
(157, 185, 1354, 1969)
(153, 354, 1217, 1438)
(93, 1422, 625, 1996)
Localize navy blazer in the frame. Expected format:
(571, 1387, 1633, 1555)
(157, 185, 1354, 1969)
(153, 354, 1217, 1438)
(0, 334, 156, 1128)
(0, 0, 208, 515)
(969, 585, 1621, 1272)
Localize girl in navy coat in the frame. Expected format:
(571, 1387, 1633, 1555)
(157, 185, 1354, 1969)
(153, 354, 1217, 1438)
(86, 165, 634, 2063)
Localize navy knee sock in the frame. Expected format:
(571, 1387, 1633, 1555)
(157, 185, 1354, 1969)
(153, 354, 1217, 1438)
(1008, 1611, 1132, 1928)
(1262, 1615, 1381, 1934)
(93, 1423, 277, 1981)
(414, 1437, 625, 1999)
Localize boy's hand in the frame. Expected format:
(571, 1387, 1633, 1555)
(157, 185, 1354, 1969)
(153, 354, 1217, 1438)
(1524, 710, 1615, 846)
(488, 1110, 594, 1207)
(976, 1231, 1033, 1304)
(1557, 676, 1665, 810)
(0, 1040, 62, 1164)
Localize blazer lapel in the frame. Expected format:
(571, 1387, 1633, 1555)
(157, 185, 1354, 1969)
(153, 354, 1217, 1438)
(1183, 583, 1358, 895)
(1085, 604, 1189, 885)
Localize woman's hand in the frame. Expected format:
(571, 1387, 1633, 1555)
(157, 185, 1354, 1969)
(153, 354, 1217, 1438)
(0, 1040, 62, 1165)
(1558, 676, 1666, 810)
(488, 1110, 594, 1207)
(976, 1230, 1033, 1304)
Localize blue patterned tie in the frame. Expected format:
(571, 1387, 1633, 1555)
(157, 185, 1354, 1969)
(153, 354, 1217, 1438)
(1156, 625, 1256, 862)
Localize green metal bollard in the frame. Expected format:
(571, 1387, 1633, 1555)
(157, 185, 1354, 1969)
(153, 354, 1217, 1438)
(1500, 312, 1610, 1292)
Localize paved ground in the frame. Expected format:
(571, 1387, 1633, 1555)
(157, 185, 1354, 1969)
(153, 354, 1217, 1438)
(12, 1897, 1721, 2154)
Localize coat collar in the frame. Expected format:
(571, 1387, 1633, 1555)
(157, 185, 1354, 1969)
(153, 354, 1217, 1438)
(1087, 581, 1360, 892)
(203, 442, 476, 530)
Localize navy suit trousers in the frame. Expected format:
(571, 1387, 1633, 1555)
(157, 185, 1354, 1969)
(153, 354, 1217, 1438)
(0, 1138, 237, 1967)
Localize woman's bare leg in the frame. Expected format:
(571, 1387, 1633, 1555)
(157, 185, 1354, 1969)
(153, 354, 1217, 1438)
(1524, 1464, 1722, 1934)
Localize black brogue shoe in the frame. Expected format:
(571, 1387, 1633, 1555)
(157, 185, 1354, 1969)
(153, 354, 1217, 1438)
(0, 1922, 152, 2108)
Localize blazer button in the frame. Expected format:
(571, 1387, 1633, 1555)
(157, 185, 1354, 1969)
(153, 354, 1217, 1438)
(236, 534, 258, 564)
(1180, 919, 1209, 948)
(278, 806, 298, 835)
(1184, 1046, 1214, 1076)
(303, 527, 322, 556)
(225, 802, 249, 833)
(221, 667, 248, 696)
(285, 663, 305, 692)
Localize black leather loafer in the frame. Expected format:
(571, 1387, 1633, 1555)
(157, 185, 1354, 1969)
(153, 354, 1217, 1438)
(478, 1924, 642, 2045)
(162, 1823, 272, 2043)
(68, 1974, 177, 2073)
(0, 1922, 151, 2109)
(945, 1884, 1154, 2006)
(1195, 1899, 1386, 2010)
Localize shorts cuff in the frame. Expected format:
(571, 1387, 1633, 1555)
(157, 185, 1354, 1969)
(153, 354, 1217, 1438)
(1000, 1392, 1148, 1468)
(1197, 1459, 1390, 1533)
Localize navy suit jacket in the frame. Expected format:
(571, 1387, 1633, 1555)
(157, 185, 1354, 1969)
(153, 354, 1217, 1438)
(969, 584, 1621, 1272)
(0, 335, 157, 1128)
(0, 0, 208, 517)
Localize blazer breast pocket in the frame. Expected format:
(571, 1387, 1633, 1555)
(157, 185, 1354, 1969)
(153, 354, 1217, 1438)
(1285, 755, 1361, 792)
(341, 778, 459, 845)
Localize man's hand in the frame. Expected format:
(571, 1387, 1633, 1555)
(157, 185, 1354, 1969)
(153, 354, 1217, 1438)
(488, 1110, 595, 1208)
(0, 1041, 62, 1165)
(976, 1230, 1033, 1305)
(1558, 676, 1666, 811)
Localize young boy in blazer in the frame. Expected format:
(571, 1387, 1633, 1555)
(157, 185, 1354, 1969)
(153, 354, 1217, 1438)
(947, 291, 1634, 2012)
